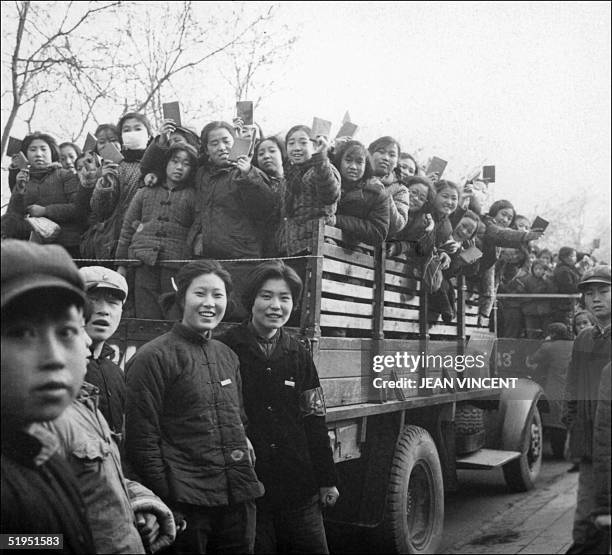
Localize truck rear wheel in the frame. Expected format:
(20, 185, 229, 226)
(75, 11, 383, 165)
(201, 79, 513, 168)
(503, 405, 543, 492)
(383, 425, 444, 554)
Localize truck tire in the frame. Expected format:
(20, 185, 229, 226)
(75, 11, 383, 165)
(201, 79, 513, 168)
(383, 425, 444, 554)
(502, 405, 543, 492)
(550, 428, 567, 460)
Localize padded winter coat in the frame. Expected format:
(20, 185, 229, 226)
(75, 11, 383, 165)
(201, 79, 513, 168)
(563, 324, 612, 459)
(335, 177, 391, 246)
(1, 166, 83, 248)
(218, 324, 337, 508)
(125, 323, 264, 507)
(276, 152, 341, 255)
(188, 165, 276, 259)
(116, 181, 195, 266)
(592, 362, 611, 516)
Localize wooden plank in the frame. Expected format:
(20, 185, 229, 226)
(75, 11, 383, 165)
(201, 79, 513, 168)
(322, 376, 370, 407)
(321, 313, 373, 330)
(322, 279, 374, 300)
(321, 297, 373, 317)
(383, 305, 420, 321)
(382, 319, 458, 336)
(384, 289, 419, 305)
(322, 243, 374, 268)
(324, 225, 375, 252)
(322, 258, 375, 281)
(317, 350, 367, 378)
(318, 337, 373, 350)
(384, 272, 419, 290)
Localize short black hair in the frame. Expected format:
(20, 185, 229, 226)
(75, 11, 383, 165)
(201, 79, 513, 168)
(175, 260, 233, 312)
(242, 260, 303, 314)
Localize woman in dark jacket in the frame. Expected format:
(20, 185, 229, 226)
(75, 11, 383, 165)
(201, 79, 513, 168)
(1, 132, 84, 256)
(188, 121, 277, 260)
(219, 261, 338, 554)
(125, 260, 264, 554)
(333, 140, 391, 246)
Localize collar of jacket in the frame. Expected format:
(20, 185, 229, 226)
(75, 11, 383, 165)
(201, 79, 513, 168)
(76, 381, 101, 405)
(206, 164, 234, 178)
(93, 342, 115, 361)
(28, 165, 60, 180)
(172, 321, 213, 344)
(233, 320, 297, 357)
(593, 323, 611, 339)
(1, 423, 60, 467)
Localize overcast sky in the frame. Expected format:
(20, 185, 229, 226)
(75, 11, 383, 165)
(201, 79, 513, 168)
(256, 1, 611, 214)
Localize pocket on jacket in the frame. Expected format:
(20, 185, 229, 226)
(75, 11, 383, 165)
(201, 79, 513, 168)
(70, 438, 111, 477)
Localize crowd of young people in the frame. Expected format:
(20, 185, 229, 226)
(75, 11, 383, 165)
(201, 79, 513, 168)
(5, 109, 604, 330)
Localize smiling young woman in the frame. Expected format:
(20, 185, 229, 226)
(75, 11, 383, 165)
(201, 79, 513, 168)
(125, 259, 264, 554)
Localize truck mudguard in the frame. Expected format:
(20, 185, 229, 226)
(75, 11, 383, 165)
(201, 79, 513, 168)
(498, 378, 543, 452)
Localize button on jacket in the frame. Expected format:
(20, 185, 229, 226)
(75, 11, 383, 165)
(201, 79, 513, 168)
(218, 323, 337, 508)
(42, 382, 147, 554)
(125, 323, 264, 507)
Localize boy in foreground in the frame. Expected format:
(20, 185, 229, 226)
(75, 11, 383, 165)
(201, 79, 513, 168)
(1, 240, 95, 553)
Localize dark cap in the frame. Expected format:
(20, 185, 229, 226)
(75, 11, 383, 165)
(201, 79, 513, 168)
(577, 265, 611, 291)
(1, 240, 86, 308)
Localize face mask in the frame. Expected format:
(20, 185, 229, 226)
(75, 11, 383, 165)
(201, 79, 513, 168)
(122, 130, 149, 150)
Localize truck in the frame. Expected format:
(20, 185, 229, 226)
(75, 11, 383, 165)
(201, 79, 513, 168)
(108, 221, 546, 554)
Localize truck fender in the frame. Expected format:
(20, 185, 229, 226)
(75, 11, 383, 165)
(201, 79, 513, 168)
(499, 378, 543, 452)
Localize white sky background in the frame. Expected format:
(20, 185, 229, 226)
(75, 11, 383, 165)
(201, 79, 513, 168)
(257, 1, 611, 213)
(2, 1, 611, 227)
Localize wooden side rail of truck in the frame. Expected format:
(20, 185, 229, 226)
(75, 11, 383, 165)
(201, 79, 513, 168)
(109, 220, 546, 554)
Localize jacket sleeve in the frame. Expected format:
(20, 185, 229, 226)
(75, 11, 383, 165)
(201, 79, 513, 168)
(116, 189, 145, 260)
(235, 166, 279, 221)
(90, 175, 120, 221)
(125, 348, 172, 502)
(140, 139, 168, 178)
(387, 184, 410, 237)
(299, 346, 338, 488)
(44, 172, 81, 224)
(562, 338, 580, 428)
(304, 152, 341, 205)
(485, 221, 528, 248)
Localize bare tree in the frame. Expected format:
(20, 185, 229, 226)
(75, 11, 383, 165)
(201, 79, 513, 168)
(219, 4, 297, 108)
(1, 1, 120, 155)
(109, 2, 288, 129)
